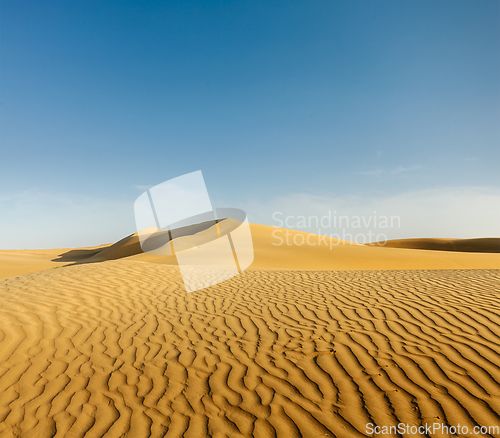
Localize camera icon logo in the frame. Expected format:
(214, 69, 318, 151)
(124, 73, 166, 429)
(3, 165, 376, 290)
(134, 171, 254, 292)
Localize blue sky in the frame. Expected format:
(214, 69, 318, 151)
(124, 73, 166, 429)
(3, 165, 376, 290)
(1, 0, 499, 248)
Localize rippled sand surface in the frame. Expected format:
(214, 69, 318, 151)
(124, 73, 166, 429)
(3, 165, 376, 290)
(1, 260, 499, 438)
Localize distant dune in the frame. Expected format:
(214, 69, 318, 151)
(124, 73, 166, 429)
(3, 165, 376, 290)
(1, 223, 499, 437)
(1, 224, 499, 279)
(368, 237, 500, 253)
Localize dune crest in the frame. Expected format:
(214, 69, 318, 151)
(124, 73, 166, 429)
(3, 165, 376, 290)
(1, 224, 499, 280)
(368, 237, 500, 253)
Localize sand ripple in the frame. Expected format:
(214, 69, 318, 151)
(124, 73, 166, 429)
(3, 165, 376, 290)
(0, 262, 499, 437)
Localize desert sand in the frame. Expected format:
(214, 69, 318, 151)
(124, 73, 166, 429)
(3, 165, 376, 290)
(0, 224, 499, 437)
(368, 237, 500, 253)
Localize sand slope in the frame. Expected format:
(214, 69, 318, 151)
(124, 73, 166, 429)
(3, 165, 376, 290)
(0, 263, 499, 437)
(0, 249, 66, 280)
(244, 225, 500, 270)
(1, 224, 499, 280)
(368, 237, 500, 253)
(117, 224, 500, 270)
(0, 245, 108, 280)
(1, 225, 500, 437)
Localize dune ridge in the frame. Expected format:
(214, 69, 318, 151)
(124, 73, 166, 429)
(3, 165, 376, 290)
(368, 237, 500, 253)
(1, 224, 498, 280)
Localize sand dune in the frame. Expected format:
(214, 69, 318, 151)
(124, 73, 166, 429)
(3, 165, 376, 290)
(80, 224, 500, 271)
(243, 225, 500, 270)
(368, 237, 500, 253)
(2, 224, 498, 280)
(1, 225, 499, 437)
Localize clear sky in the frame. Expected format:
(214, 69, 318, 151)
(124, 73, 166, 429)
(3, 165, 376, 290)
(1, 0, 499, 248)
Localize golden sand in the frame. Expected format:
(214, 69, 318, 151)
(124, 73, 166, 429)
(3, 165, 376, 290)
(0, 225, 499, 437)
